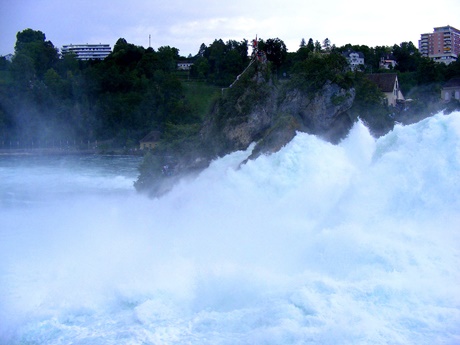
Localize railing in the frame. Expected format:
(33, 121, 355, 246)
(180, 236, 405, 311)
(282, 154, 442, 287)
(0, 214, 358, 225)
(0, 139, 101, 153)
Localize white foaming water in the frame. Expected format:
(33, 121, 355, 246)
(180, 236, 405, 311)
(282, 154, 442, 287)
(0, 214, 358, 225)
(1, 112, 459, 344)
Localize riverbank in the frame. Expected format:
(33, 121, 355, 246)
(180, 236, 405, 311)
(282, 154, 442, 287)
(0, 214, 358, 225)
(0, 147, 146, 156)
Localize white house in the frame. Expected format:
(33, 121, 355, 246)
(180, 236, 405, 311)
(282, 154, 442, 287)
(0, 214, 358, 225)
(367, 73, 405, 106)
(342, 50, 365, 71)
(379, 54, 397, 70)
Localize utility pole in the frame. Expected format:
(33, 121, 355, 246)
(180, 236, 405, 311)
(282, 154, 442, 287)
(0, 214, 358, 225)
(149, 34, 151, 48)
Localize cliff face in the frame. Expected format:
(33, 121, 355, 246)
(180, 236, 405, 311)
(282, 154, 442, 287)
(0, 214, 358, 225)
(137, 69, 357, 196)
(202, 73, 356, 161)
(279, 81, 355, 138)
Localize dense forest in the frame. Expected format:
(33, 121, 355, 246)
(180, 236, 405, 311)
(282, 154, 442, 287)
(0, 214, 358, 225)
(1, 29, 460, 153)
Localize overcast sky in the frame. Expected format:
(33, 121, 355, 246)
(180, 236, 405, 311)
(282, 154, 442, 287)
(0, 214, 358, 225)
(1, 0, 459, 57)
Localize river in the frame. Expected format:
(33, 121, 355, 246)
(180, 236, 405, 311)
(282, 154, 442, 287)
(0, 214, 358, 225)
(1, 112, 459, 344)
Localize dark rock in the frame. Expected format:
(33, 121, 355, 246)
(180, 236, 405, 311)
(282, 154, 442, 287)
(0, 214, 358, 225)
(278, 81, 356, 144)
(202, 74, 356, 161)
(138, 66, 357, 196)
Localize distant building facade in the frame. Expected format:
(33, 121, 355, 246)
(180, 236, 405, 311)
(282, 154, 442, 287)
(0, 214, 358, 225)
(342, 50, 365, 71)
(177, 61, 194, 70)
(367, 73, 405, 106)
(419, 25, 460, 64)
(61, 44, 112, 60)
(139, 131, 161, 150)
(441, 77, 460, 101)
(379, 54, 397, 70)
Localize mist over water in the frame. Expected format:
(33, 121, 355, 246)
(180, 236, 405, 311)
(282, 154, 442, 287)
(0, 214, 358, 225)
(1, 112, 459, 344)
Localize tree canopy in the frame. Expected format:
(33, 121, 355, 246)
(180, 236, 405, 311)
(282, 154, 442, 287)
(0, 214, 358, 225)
(0, 29, 198, 148)
(1, 28, 459, 152)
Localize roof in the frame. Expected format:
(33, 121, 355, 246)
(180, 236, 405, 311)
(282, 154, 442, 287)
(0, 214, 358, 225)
(342, 50, 364, 58)
(366, 73, 398, 92)
(443, 77, 460, 88)
(140, 130, 161, 143)
(380, 54, 396, 60)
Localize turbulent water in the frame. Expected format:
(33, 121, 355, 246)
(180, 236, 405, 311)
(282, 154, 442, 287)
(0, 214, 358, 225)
(1, 112, 459, 345)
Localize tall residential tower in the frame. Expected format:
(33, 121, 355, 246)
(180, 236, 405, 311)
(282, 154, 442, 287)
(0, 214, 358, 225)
(419, 25, 460, 64)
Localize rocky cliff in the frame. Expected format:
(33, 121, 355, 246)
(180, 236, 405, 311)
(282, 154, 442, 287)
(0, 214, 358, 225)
(201, 67, 356, 162)
(136, 64, 357, 196)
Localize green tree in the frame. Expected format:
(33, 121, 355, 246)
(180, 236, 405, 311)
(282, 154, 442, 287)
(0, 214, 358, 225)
(111, 38, 145, 70)
(296, 47, 310, 62)
(14, 28, 59, 78)
(190, 56, 210, 79)
(206, 39, 226, 83)
(56, 52, 79, 77)
(259, 38, 287, 72)
(14, 29, 46, 51)
(200, 39, 249, 86)
(290, 52, 351, 92)
(307, 38, 315, 52)
(10, 53, 36, 90)
(314, 40, 322, 52)
(0, 56, 10, 71)
(322, 38, 331, 52)
(157, 46, 180, 72)
(197, 43, 207, 57)
(392, 42, 421, 73)
(44, 68, 64, 96)
(416, 57, 445, 84)
(445, 57, 460, 79)
(137, 48, 159, 78)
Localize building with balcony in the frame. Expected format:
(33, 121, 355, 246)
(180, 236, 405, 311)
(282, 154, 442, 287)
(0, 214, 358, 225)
(342, 50, 365, 71)
(177, 61, 194, 70)
(418, 25, 460, 64)
(61, 43, 112, 60)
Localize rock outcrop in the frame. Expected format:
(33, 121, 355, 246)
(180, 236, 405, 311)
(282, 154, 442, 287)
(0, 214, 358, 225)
(137, 65, 357, 196)
(201, 71, 356, 162)
(279, 81, 355, 142)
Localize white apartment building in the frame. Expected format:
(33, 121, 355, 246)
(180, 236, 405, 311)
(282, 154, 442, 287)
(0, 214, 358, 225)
(61, 43, 112, 60)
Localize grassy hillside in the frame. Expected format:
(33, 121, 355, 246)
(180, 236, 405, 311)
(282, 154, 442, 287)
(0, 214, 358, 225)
(182, 81, 220, 120)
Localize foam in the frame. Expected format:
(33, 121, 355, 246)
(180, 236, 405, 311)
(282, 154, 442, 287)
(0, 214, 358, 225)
(1, 112, 459, 344)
